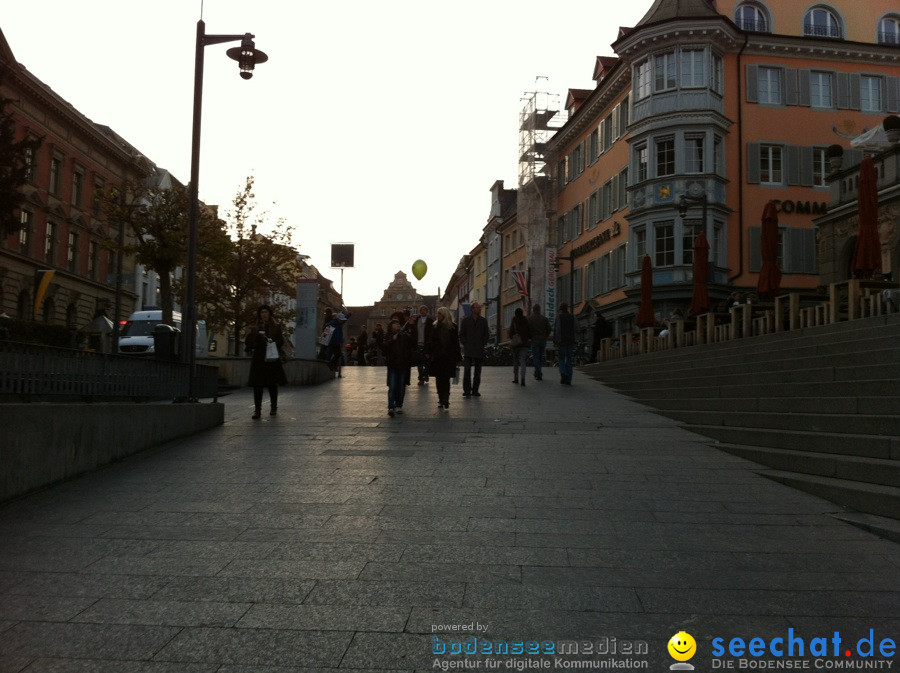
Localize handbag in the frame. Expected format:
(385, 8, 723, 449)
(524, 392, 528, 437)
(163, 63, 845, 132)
(265, 340, 280, 362)
(510, 334, 523, 348)
(318, 325, 335, 346)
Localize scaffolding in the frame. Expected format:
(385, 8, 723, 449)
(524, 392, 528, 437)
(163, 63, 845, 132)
(518, 77, 566, 189)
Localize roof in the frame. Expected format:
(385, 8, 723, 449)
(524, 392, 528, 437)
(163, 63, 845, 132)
(634, 0, 719, 26)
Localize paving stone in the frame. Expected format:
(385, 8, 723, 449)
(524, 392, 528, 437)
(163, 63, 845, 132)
(235, 604, 410, 631)
(71, 597, 251, 627)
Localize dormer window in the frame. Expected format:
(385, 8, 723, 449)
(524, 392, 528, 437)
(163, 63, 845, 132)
(804, 7, 842, 39)
(878, 15, 900, 44)
(735, 3, 769, 32)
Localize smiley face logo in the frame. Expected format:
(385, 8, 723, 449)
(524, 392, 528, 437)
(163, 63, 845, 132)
(668, 631, 697, 662)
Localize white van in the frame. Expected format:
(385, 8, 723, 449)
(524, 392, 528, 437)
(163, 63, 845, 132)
(118, 309, 208, 356)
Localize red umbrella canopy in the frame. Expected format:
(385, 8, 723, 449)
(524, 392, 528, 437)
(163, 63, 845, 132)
(756, 200, 782, 300)
(690, 232, 711, 316)
(853, 155, 880, 279)
(636, 254, 656, 328)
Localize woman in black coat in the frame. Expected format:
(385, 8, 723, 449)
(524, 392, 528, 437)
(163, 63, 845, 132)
(427, 306, 462, 410)
(245, 305, 287, 419)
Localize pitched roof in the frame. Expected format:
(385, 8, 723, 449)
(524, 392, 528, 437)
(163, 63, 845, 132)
(635, 0, 720, 27)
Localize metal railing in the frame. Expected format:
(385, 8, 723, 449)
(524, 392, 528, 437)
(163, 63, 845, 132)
(0, 341, 219, 402)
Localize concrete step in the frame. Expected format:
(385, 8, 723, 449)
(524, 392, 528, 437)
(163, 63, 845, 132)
(609, 379, 900, 401)
(713, 443, 900, 488)
(639, 396, 900, 415)
(757, 469, 900, 520)
(664, 409, 900, 437)
(829, 511, 900, 544)
(682, 423, 896, 460)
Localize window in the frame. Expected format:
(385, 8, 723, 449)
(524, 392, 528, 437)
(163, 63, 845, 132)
(682, 220, 704, 265)
(618, 168, 628, 209)
(602, 181, 612, 220)
(92, 180, 104, 217)
(45, 221, 57, 263)
(654, 52, 676, 92)
(655, 222, 675, 267)
(879, 16, 900, 44)
(656, 137, 675, 177)
(804, 7, 841, 38)
(735, 3, 768, 32)
(603, 113, 613, 151)
(569, 143, 584, 179)
(49, 158, 62, 196)
(635, 58, 651, 99)
(712, 54, 724, 94)
(72, 169, 84, 207)
(860, 76, 883, 113)
(758, 67, 782, 104)
(635, 228, 647, 261)
(19, 210, 32, 255)
(24, 144, 35, 181)
(685, 135, 705, 174)
(810, 71, 833, 108)
(67, 232, 79, 272)
(812, 147, 828, 187)
(681, 50, 706, 88)
(636, 144, 648, 183)
(760, 145, 783, 184)
(557, 160, 566, 189)
(600, 254, 611, 295)
(88, 241, 98, 279)
(714, 136, 724, 175)
(588, 190, 600, 229)
(589, 128, 600, 164)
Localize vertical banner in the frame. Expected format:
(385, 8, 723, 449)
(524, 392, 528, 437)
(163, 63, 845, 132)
(545, 249, 557, 320)
(295, 280, 319, 360)
(33, 269, 55, 319)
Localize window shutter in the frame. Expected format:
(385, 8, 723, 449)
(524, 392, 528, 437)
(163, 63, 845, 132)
(798, 70, 811, 107)
(749, 226, 761, 273)
(786, 145, 801, 186)
(785, 228, 817, 273)
(800, 146, 814, 187)
(886, 76, 899, 113)
(785, 69, 798, 106)
(747, 143, 761, 183)
(836, 73, 850, 109)
(848, 74, 861, 110)
(746, 64, 758, 103)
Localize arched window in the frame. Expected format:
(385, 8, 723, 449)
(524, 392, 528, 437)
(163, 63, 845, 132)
(878, 15, 900, 45)
(735, 3, 769, 32)
(804, 7, 842, 38)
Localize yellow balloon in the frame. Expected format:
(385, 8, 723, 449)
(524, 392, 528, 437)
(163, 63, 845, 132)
(412, 259, 427, 280)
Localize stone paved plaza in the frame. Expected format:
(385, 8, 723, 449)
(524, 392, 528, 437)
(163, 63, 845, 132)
(0, 366, 898, 672)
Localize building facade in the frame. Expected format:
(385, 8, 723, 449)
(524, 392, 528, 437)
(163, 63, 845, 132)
(538, 0, 900, 333)
(1, 28, 148, 332)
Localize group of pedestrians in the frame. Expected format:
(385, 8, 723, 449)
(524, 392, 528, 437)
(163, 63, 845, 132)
(241, 300, 591, 421)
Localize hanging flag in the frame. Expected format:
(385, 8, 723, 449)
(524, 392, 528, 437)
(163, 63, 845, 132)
(33, 269, 55, 319)
(511, 270, 529, 297)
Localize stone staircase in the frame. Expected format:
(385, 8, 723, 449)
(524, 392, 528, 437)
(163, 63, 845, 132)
(581, 312, 900, 541)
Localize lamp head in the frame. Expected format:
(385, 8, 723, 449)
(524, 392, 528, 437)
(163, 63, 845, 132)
(677, 196, 689, 218)
(226, 34, 268, 80)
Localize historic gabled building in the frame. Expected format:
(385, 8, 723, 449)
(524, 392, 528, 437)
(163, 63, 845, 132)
(538, 0, 900, 333)
(0, 28, 149, 331)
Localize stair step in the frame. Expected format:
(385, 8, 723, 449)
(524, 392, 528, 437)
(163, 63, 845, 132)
(829, 512, 900, 544)
(712, 443, 900, 488)
(683, 424, 895, 459)
(639, 396, 900, 415)
(757, 469, 900, 519)
(664, 409, 900, 436)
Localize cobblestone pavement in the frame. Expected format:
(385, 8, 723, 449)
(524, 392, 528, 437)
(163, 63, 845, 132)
(1, 365, 898, 672)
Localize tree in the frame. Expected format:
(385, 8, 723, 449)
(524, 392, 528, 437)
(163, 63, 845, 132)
(194, 175, 300, 353)
(0, 96, 42, 237)
(106, 176, 228, 327)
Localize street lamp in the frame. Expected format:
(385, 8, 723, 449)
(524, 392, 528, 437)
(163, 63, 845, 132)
(182, 19, 267, 402)
(677, 191, 708, 223)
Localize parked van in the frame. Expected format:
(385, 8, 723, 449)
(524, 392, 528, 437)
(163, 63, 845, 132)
(118, 309, 208, 356)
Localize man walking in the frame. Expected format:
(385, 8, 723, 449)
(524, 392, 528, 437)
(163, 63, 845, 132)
(458, 301, 490, 397)
(554, 302, 576, 385)
(414, 305, 434, 385)
(527, 304, 552, 381)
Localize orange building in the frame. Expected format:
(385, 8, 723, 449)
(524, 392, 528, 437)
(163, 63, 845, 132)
(543, 0, 900, 336)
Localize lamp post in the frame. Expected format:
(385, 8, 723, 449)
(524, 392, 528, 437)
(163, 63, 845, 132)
(182, 20, 267, 401)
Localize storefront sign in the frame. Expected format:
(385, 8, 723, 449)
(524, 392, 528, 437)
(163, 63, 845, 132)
(772, 200, 828, 215)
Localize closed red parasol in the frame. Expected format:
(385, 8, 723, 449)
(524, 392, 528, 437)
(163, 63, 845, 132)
(636, 254, 656, 328)
(852, 155, 880, 279)
(690, 232, 711, 316)
(756, 200, 782, 300)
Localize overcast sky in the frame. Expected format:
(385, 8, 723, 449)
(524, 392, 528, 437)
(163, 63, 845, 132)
(2, 1, 650, 306)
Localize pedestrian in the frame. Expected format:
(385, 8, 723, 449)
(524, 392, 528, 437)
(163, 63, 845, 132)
(508, 307, 531, 386)
(244, 304, 287, 419)
(527, 304, 551, 381)
(357, 326, 368, 366)
(414, 304, 434, 385)
(370, 322, 385, 365)
(317, 308, 334, 361)
(458, 301, 490, 398)
(428, 306, 462, 409)
(325, 312, 349, 377)
(589, 310, 613, 363)
(554, 302, 577, 385)
(384, 314, 413, 417)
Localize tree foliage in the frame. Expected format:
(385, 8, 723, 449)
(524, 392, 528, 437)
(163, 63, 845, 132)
(194, 175, 300, 352)
(0, 97, 42, 237)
